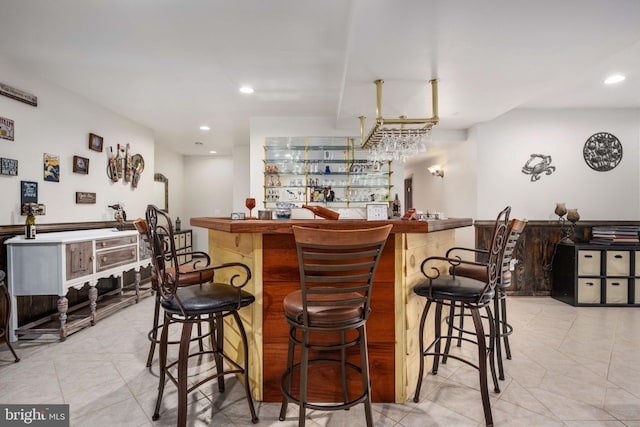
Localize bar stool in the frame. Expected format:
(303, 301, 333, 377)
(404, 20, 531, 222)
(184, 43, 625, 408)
(0, 270, 20, 362)
(279, 224, 392, 427)
(444, 218, 527, 380)
(134, 218, 211, 368)
(413, 206, 510, 427)
(146, 205, 258, 426)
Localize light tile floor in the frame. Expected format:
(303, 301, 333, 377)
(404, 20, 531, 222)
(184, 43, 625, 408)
(2, 296, 640, 426)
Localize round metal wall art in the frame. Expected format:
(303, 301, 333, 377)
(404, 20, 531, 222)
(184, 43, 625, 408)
(583, 132, 622, 172)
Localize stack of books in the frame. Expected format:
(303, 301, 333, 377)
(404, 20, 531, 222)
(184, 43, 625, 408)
(591, 226, 640, 244)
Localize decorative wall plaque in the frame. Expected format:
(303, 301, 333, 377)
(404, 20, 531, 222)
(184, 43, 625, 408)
(44, 153, 60, 182)
(76, 192, 96, 204)
(583, 132, 622, 171)
(0, 158, 18, 175)
(521, 153, 556, 181)
(0, 82, 38, 106)
(0, 116, 14, 141)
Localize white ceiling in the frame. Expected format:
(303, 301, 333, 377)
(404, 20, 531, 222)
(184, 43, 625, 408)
(1, 0, 639, 156)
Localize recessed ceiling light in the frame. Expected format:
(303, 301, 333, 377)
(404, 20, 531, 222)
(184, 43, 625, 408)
(239, 86, 255, 94)
(209, 150, 217, 154)
(604, 74, 626, 85)
(199, 125, 210, 131)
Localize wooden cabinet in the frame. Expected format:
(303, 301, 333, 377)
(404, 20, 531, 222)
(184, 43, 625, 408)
(5, 228, 151, 341)
(552, 242, 640, 306)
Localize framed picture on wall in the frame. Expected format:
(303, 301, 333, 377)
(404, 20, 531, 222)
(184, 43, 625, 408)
(0, 157, 18, 175)
(20, 180, 38, 206)
(89, 133, 103, 152)
(73, 155, 89, 174)
(44, 153, 60, 182)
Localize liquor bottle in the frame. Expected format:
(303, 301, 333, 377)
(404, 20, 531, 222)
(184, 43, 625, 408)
(392, 193, 401, 217)
(175, 217, 181, 232)
(25, 205, 36, 239)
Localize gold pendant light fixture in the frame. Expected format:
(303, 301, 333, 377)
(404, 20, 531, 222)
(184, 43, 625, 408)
(359, 79, 439, 162)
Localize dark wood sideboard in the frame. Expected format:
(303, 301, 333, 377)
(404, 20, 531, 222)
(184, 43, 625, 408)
(474, 220, 640, 296)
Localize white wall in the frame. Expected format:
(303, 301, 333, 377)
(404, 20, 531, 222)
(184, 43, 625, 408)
(182, 155, 235, 253)
(476, 109, 640, 221)
(154, 143, 185, 220)
(0, 56, 155, 225)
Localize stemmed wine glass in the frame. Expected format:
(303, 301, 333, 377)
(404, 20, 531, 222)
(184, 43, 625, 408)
(245, 198, 256, 219)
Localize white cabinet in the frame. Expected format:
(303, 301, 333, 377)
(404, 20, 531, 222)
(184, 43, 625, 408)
(5, 228, 151, 341)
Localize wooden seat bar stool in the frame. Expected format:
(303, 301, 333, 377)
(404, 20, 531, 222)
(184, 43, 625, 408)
(413, 206, 511, 427)
(145, 205, 258, 426)
(279, 224, 392, 427)
(134, 218, 210, 368)
(444, 218, 527, 380)
(0, 270, 20, 362)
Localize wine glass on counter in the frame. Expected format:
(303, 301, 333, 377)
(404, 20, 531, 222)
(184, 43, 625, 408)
(245, 198, 256, 219)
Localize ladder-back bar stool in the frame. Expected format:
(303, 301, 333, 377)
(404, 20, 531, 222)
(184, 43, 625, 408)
(279, 224, 392, 427)
(413, 206, 511, 427)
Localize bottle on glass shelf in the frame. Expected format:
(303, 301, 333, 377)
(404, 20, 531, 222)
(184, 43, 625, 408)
(392, 194, 401, 217)
(25, 205, 36, 239)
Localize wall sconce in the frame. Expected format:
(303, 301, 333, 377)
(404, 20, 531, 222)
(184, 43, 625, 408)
(428, 165, 444, 178)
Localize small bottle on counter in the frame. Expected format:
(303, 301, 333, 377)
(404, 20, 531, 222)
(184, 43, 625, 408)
(25, 205, 36, 239)
(175, 217, 181, 232)
(392, 194, 401, 217)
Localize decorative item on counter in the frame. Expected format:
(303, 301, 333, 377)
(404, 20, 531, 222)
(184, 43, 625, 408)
(24, 204, 36, 239)
(230, 212, 246, 220)
(245, 197, 256, 219)
(275, 202, 295, 220)
(258, 210, 273, 220)
(108, 203, 127, 222)
(401, 208, 419, 220)
(521, 153, 555, 182)
(175, 217, 181, 231)
(554, 202, 571, 243)
(301, 204, 339, 220)
(567, 208, 580, 242)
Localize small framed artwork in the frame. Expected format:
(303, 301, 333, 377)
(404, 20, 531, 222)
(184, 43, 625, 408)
(73, 155, 89, 174)
(21, 180, 38, 206)
(89, 133, 103, 152)
(0, 116, 15, 141)
(0, 157, 18, 175)
(44, 153, 60, 182)
(366, 203, 389, 221)
(76, 192, 96, 204)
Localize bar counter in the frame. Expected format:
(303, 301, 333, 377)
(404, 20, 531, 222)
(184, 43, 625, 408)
(190, 217, 472, 403)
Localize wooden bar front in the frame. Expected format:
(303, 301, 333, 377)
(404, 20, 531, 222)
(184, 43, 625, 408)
(190, 217, 471, 403)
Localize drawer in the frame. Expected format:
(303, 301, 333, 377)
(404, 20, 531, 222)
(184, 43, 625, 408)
(606, 251, 630, 276)
(96, 235, 137, 250)
(605, 279, 628, 304)
(96, 246, 137, 271)
(577, 278, 601, 304)
(577, 250, 601, 276)
(66, 241, 94, 280)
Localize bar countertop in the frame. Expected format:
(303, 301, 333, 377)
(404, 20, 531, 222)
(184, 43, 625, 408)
(190, 217, 472, 234)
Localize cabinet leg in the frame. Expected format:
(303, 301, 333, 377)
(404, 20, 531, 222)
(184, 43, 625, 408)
(89, 286, 98, 325)
(58, 296, 68, 341)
